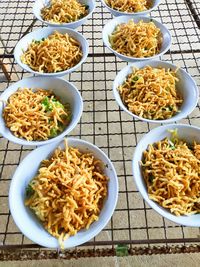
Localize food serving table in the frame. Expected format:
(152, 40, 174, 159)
(0, 0, 200, 261)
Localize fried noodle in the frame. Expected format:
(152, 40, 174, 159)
(41, 0, 89, 24)
(118, 66, 183, 120)
(142, 133, 200, 216)
(25, 139, 108, 247)
(105, 0, 151, 13)
(21, 31, 82, 73)
(109, 20, 162, 58)
(3, 88, 71, 141)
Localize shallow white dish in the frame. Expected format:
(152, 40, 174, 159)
(33, 0, 96, 29)
(113, 60, 199, 123)
(100, 0, 162, 17)
(102, 16, 171, 62)
(14, 27, 89, 77)
(0, 76, 83, 146)
(9, 138, 119, 248)
(132, 124, 200, 227)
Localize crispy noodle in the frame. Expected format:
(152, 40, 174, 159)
(21, 31, 82, 73)
(105, 0, 151, 13)
(109, 20, 162, 58)
(118, 66, 183, 120)
(41, 0, 89, 24)
(25, 139, 108, 248)
(3, 88, 71, 141)
(142, 132, 200, 216)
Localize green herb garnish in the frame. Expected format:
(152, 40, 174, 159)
(34, 40, 41, 44)
(41, 96, 53, 111)
(50, 127, 58, 138)
(55, 101, 64, 109)
(149, 174, 155, 183)
(168, 140, 175, 150)
(26, 184, 34, 198)
(169, 129, 178, 144)
(131, 76, 139, 84)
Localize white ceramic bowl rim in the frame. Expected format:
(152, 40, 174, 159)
(14, 27, 89, 77)
(9, 137, 119, 248)
(132, 123, 200, 227)
(33, 0, 96, 27)
(113, 60, 199, 123)
(102, 15, 172, 61)
(100, 0, 162, 16)
(0, 76, 83, 146)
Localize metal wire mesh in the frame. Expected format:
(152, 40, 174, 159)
(0, 0, 200, 257)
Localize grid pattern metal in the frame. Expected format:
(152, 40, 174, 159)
(0, 0, 200, 257)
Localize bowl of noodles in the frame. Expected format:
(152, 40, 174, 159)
(132, 124, 200, 227)
(14, 27, 89, 76)
(113, 60, 199, 123)
(100, 0, 162, 17)
(33, 0, 96, 29)
(102, 16, 171, 62)
(0, 76, 83, 146)
(9, 138, 118, 248)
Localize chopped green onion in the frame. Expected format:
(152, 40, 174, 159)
(50, 128, 58, 138)
(26, 184, 34, 198)
(51, 97, 64, 108)
(168, 129, 178, 144)
(131, 76, 139, 84)
(34, 40, 41, 44)
(54, 101, 64, 109)
(58, 121, 65, 130)
(149, 174, 155, 183)
(133, 76, 139, 81)
(41, 96, 53, 111)
(168, 140, 175, 150)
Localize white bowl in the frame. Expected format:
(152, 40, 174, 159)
(0, 76, 83, 146)
(113, 60, 199, 123)
(9, 138, 119, 248)
(132, 124, 200, 227)
(14, 27, 89, 77)
(102, 16, 171, 62)
(100, 0, 162, 17)
(33, 0, 96, 29)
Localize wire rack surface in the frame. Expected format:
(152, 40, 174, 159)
(0, 0, 200, 260)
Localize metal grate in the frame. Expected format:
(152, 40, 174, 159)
(0, 0, 200, 259)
